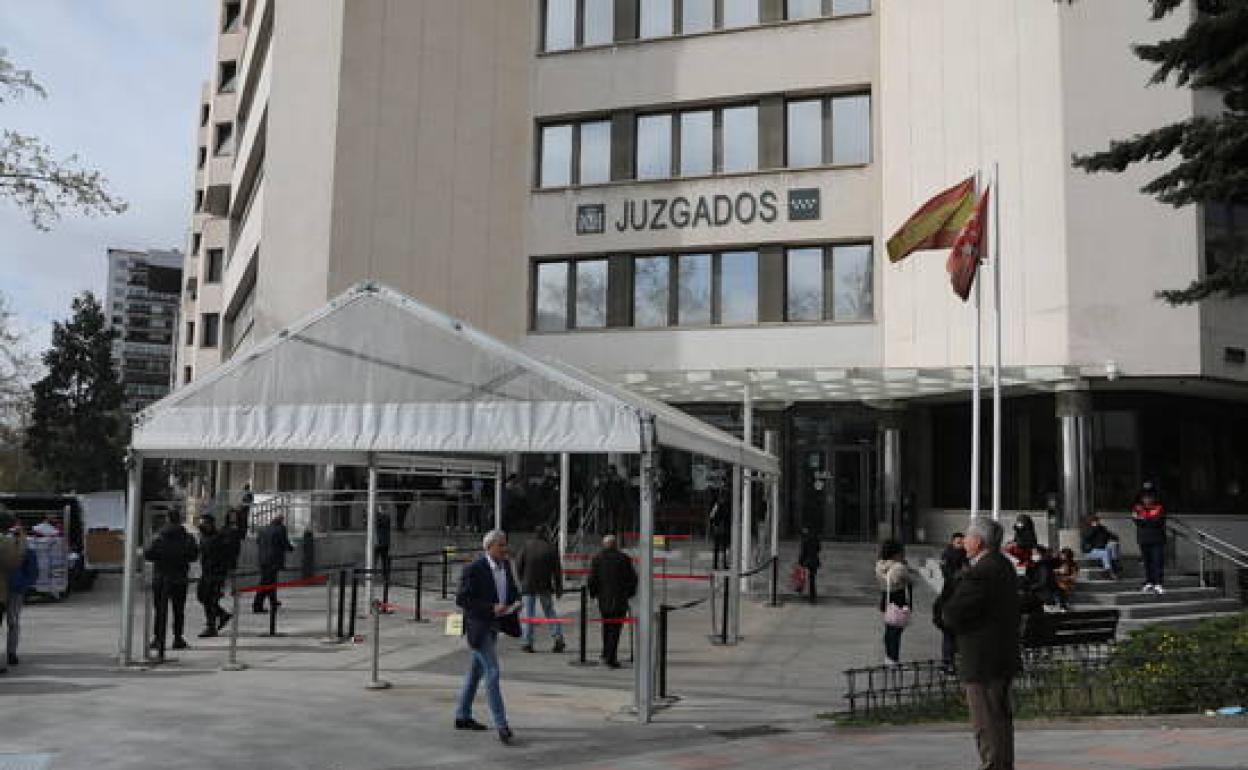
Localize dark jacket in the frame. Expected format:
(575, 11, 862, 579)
(10, 546, 39, 596)
(941, 550, 1021, 683)
(939, 545, 968, 580)
(374, 513, 391, 550)
(1012, 516, 1038, 550)
(1132, 502, 1167, 546)
(455, 555, 522, 649)
(1081, 523, 1118, 552)
(199, 529, 233, 581)
(144, 523, 200, 583)
(588, 546, 637, 614)
(515, 536, 563, 596)
(798, 534, 821, 571)
(222, 524, 243, 572)
(256, 522, 294, 569)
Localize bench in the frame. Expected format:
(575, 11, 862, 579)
(1022, 608, 1120, 648)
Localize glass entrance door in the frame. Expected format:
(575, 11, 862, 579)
(830, 448, 871, 541)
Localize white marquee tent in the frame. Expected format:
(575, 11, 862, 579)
(122, 283, 778, 721)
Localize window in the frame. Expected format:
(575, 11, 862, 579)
(218, 60, 238, 94)
(719, 250, 758, 324)
(185, 320, 196, 347)
(194, 190, 204, 212)
(183, 366, 192, 384)
(722, 0, 760, 27)
(640, 0, 675, 38)
(197, 146, 207, 169)
(681, 0, 714, 34)
(201, 313, 220, 348)
(584, 0, 614, 45)
(578, 120, 612, 184)
(721, 105, 758, 173)
(786, 93, 871, 167)
(222, 1, 242, 33)
(786, 247, 824, 321)
(544, 0, 613, 51)
(636, 114, 673, 180)
(214, 122, 235, 156)
(679, 111, 713, 177)
(678, 254, 712, 325)
(786, 0, 823, 19)
(832, 244, 872, 319)
(191, 233, 202, 255)
(540, 124, 573, 187)
(206, 249, 224, 283)
(200, 103, 209, 127)
(574, 259, 608, 328)
(633, 256, 671, 327)
(834, 0, 871, 14)
(544, 0, 577, 51)
(535, 262, 569, 331)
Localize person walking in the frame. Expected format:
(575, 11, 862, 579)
(708, 491, 729, 571)
(374, 511, 392, 587)
(1132, 484, 1167, 594)
(797, 527, 821, 604)
(195, 514, 233, 637)
(876, 540, 912, 665)
(935, 532, 968, 671)
(941, 518, 1021, 770)
(1081, 515, 1121, 579)
(0, 513, 28, 673)
(144, 512, 200, 658)
(588, 534, 637, 669)
(515, 526, 565, 654)
(454, 529, 521, 745)
(239, 483, 254, 534)
(222, 508, 245, 574)
(254, 515, 294, 613)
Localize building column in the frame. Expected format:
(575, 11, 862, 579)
(1056, 385, 1094, 548)
(878, 405, 904, 542)
(119, 452, 144, 666)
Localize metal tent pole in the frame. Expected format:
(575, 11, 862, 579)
(765, 431, 780, 606)
(635, 415, 657, 724)
(740, 383, 753, 594)
(119, 452, 143, 666)
(365, 459, 378, 606)
(494, 461, 504, 531)
(991, 161, 1003, 522)
(728, 463, 742, 644)
(559, 453, 570, 558)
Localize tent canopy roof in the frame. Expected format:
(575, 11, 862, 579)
(133, 284, 777, 474)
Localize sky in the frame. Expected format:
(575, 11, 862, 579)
(0, 1, 215, 360)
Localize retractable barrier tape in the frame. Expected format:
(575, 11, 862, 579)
(653, 572, 711, 581)
(234, 574, 328, 594)
(620, 532, 692, 540)
(562, 554, 668, 563)
(375, 602, 632, 625)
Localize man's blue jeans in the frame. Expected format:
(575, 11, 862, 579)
(1087, 542, 1120, 572)
(455, 631, 507, 729)
(522, 593, 564, 645)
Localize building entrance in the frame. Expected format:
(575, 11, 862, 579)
(789, 406, 880, 541)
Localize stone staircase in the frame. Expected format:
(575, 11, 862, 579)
(1074, 556, 1244, 635)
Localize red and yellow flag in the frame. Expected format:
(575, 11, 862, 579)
(946, 186, 990, 301)
(886, 177, 976, 263)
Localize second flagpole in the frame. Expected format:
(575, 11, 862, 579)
(991, 162, 1003, 523)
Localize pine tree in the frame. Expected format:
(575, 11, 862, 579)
(25, 292, 127, 492)
(1072, 0, 1248, 304)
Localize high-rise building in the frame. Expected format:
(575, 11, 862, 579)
(177, 1, 1248, 540)
(104, 248, 183, 413)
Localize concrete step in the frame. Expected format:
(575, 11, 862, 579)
(1077, 586, 1221, 605)
(1113, 597, 1243, 620)
(1074, 576, 1200, 593)
(1120, 610, 1244, 635)
(1081, 566, 1142, 580)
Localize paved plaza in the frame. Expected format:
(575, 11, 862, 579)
(1, 543, 1245, 770)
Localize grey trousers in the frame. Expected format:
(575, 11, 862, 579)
(4, 594, 21, 657)
(965, 678, 1014, 770)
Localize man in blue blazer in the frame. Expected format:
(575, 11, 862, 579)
(454, 529, 522, 744)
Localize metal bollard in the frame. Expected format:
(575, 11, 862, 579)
(349, 571, 359, 638)
(365, 599, 392, 690)
(412, 562, 427, 623)
(382, 559, 391, 612)
(336, 568, 347, 639)
(223, 574, 247, 671)
(658, 605, 670, 698)
(769, 556, 780, 607)
(269, 584, 278, 637)
(322, 571, 336, 642)
(141, 561, 153, 663)
(720, 575, 730, 646)
(440, 549, 449, 599)
(569, 585, 592, 667)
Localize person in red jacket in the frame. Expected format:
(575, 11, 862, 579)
(1132, 483, 1167, 594)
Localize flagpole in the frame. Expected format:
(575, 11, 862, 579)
(970, 172, 982, 525)
(991, 162, 1003, 523)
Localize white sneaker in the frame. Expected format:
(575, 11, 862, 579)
(1141, 584, 1154, 593)
(1153, 584, 1165, 595)
(884, 657, 899, 667)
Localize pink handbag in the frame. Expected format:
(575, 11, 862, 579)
(883, 569, 911, 628)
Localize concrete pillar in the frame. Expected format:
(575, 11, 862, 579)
(1057, 385, 1094, 534)
(879, 408, 904, 541)
(119, 453, 144, 666)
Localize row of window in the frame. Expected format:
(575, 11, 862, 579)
(539, 92, 869, 188)
(186, 313, 221, 349)
(543, 0, 870, 52)
(533, 243, 872, 331)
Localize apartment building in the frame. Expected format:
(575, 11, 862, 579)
(175, 0, 1248, 542)
(104, 248, 183, 413)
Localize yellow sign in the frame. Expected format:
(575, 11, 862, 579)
(653, 535, 667, 548)
(444, 612, 463, 636)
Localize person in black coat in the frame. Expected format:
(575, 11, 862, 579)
(933, 532, 968, 670)
(253, 516, 294, 613)
(941, 518, 1021, 770)
(1132, 485, 1167, 593)
(144, 512, 200, 656)
(587, 535, 637, 668)
(195, 514, 233, 637)
(708, 490, 730, 570)
(515, 526, 565, 653)
(797, 527, 821, 604)
(454, 529, 521, 744)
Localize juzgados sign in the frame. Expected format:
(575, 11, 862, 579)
(576, 188, 819, 235)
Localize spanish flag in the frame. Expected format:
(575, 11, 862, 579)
(886, 177, 976, 263)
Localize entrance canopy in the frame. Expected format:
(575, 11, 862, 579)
(132, 283, 777, 475)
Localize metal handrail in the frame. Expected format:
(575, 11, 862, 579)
(1169, 518, 1248, 570)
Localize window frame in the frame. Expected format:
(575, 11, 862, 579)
(201, 313, 220, 348)
(530, 257, 612, 331)
(784, 242, 876, 322)
(537, 117, 612, 189)
(635, 101, 760, 181)
(205, 248, 224, 284)
(785, 91, 872, 168)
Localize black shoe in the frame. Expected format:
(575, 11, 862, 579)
(605, 660, 622, 669)
(253, 607, 268, 614)
(171, 637, 188, 650)
(217, 612, 233, 631)
(198, 628, 218, 638)
(498, 727, 514, 745)
(455, 718, 489, 731)
(7, 653, 17, 666)
(520, 644, 535, 653)
(552, 639, 566, 653)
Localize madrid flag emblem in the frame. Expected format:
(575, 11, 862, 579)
(946, 186, 990, 301)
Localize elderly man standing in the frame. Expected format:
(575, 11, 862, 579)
(941, 518, 1020, 770)
(588, 534, 637, 670)
(454, 529, 522, 745)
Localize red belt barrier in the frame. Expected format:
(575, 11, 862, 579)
(234, 574, 328, 594)
(653, 572, 711, 581)
(591, 616, 637, 625)
(621, 532, 692, 541)
(374, 603, 631, 625)
(564, 567, 591, 575)
(562, 553, 668, 562)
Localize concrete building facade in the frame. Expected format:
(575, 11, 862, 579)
(175, 0, 1248, 545)
(104, 248, 183, 413)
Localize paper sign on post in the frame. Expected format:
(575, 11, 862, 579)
(653, 535, 667, 548)
(444, 612, 463, 636)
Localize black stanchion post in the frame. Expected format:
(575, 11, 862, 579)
(578, 585, 589, 665)
(349, 570, 359, 638)
(658, 605, 670, 699)
(720, 575, 729, 646)
(413, 561, 423, 622)
(382, 560, 391, 611)
(269, 589, 277, 637)
(770, 556, 779, 607)
(441, 549, 449, 600)
(336, 568, 347, 639)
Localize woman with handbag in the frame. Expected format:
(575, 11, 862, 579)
(876, 539, 912, 666)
